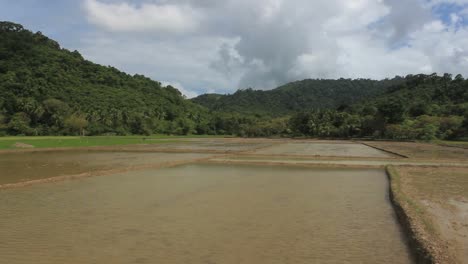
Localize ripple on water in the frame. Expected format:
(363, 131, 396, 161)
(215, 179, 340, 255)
(0, 164, 412, 264)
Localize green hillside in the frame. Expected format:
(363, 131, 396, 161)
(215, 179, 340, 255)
(193, 74, 468, 139)
(0, 21, 208, 136)
(1, 21, 467, 140)
(288, 74, 468, 140)
(192, 78, 403, 116)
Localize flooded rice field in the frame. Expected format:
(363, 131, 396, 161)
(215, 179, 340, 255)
(126, 138, 273, 153)
(0, 151, 213, 185)
(252, 142, 394, 158)
(0, 139, 426, 263)
(214, 156, 468, 167)
(0, 164, 412, 264)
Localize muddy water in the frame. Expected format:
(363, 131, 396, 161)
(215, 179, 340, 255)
(253, 142, 394, 158)
(214, 156, 468, 167)
(0, 164, 412, 263)
(134, 139, 272, 152)
(0, 151, 212, 185)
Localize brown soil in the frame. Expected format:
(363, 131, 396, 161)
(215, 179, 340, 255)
(424, 200, 468, 263)
(392, 166, 468, 264)
(362, 141, 468, 160)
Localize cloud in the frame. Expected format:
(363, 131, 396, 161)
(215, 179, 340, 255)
(79, 0, 468, 95)
(84, 0, 199, 34)
(78, 32, 234, 94)
(428, 0, 468, 5)
(381, 0, 431, 43)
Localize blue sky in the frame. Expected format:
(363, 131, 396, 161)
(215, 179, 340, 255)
(1, 0, 468, 97)
(1, 1, 83, 40)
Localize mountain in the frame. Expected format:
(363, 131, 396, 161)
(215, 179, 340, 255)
(1, 21, 466, 140)
(193, 74, 468, 139)
(0, 21, 208, 136)
(192, 78, 404, 116)
(287, 73, 468, 139)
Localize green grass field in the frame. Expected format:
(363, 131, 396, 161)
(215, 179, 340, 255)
(0, 135, 230, 150)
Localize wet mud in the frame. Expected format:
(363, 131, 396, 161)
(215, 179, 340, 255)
(0, 164, 412, 264)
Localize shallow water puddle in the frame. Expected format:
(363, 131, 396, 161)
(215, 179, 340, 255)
(0, 164, 412, 263)
(253, 142, 394, 158)
(0, 151, 213, 185)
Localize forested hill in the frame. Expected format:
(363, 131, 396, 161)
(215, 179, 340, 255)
(286, 73, 468, 140)
(193, 74, 468, 139)
(1, 21, 467, 140)
(0, 21, 208, 136)
(192, 78, 403, 116)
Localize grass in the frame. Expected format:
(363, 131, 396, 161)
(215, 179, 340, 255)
(388, 165, 468, 263)
(398, 166, 468, 203)
(386, 166, 441, 263)
(434, 140, 468, 149)
(387, 166, 437, 233)
(0, 135, 231, 150)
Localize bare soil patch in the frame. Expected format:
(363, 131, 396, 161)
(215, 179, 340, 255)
(252, 142, 394, 158)
(363, 141, 468, 160)
(394, 166, 468, 263)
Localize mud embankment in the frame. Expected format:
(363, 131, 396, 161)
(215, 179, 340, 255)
(386, 166, 453, 264)
(360, 142, 409, 158)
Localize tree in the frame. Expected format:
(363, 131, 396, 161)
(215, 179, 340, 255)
(0, 21, 24, 32)
(64, 113, 88, 136)
(42, 98, 70, 128)
(454, 74, 464, 82)
(438, 116, 463, 139)
(461, 112, 468, 138)
(0, 113, 7, 135)
(378, 98, 406, 124)
(8, 112, 32, 135)
(413, 116, 440, 140)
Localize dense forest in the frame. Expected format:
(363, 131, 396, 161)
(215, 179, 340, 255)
(192, 78, 403, 116)
(1, 21, 467, 140)
(287, 73, 468, 140)
(0, 21, 211, 136)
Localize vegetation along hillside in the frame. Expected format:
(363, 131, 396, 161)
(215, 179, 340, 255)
(192, 75, 468, 140)
(0, 21, 209, 136)
(286, 73, 468, 140)
(1, 21, 467, 140)
(192, 78, 403, 116)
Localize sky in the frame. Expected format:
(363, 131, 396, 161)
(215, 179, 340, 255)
(1, 0, 468, 98)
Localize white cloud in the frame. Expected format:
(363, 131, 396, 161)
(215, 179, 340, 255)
(410, 21, 468, 74)
(84, 0, 199, 33)
(80, 0, 468, 96)
(428, 0, 468, 6)
(460, 8, 468, 19)
(78, 33, 234, 94)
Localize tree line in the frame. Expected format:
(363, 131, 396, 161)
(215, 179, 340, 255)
(1, 21, 467, 140)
